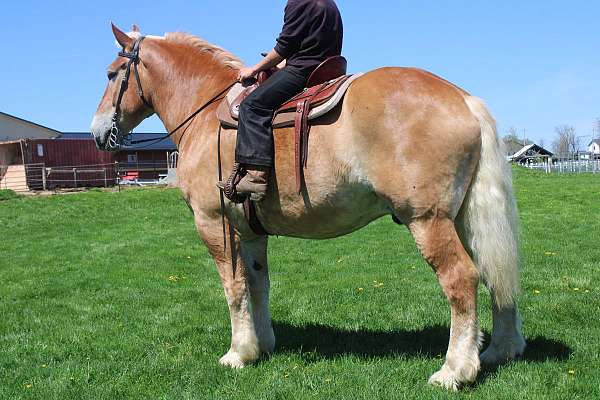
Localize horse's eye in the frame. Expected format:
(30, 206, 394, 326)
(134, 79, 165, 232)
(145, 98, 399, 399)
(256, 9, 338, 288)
(107, 71, 117, 81)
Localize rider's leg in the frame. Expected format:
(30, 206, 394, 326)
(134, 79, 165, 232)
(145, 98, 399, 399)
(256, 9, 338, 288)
(220, 68, 307, 200)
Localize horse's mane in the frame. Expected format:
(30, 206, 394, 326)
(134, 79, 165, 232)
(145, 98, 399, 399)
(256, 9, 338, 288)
(164, 32, 244, 70)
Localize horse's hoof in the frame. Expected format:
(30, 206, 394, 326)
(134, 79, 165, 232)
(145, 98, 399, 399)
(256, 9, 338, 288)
(219, 351, 246, 369)
(428, 368, 461, 391)
(480, 341, 525, 365)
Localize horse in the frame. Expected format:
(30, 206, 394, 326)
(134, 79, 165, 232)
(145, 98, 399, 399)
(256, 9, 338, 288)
(91, 24, 526, 390)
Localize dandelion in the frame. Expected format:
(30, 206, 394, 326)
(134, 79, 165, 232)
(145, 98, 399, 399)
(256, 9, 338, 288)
(573, 288, 580, 291)
(544, 251, 556, 256)
(357, 287, 364, 293)
(24, 383, 32, 389)
(568, 369, 576, 375)
(533, 290, 540, 294)
(373, 280, 384, 288)
(41, 364, 47, 368)
(168, 275, 181, 283)
(337, 258, 343, 263)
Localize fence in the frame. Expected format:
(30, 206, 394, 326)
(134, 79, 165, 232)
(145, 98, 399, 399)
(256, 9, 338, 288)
(0, 161, 175, 192)
(521, 159, 600, 174)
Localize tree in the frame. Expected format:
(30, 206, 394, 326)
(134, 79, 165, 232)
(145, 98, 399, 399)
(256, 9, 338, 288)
(552, 125, 578, 158)
(503, 127, 524, 156)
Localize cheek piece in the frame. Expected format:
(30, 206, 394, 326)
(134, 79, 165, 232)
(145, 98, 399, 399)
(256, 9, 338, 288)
(107, 37, 150, 151)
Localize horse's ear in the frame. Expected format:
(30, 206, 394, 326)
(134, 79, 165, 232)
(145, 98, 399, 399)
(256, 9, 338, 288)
(111, 22, 133, 49)
(132, 24, 140, 33)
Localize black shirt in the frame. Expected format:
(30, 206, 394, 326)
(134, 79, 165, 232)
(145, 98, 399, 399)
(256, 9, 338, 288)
(274, 0, 343, 76)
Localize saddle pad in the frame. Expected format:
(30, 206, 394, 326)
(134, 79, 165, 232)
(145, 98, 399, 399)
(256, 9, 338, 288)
(217, 73, 364, 129)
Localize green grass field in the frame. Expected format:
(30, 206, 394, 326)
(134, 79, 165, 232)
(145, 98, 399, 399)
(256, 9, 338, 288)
(1, 168, 599, 399)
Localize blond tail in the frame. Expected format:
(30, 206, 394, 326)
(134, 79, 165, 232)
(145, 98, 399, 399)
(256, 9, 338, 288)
(459, 96, 520, 308)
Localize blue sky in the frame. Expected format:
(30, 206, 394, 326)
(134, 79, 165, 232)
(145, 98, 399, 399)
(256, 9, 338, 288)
(1, 1, 599, 145)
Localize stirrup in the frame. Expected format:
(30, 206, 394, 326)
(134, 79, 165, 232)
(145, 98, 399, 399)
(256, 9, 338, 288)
(218, 163, 248, 204)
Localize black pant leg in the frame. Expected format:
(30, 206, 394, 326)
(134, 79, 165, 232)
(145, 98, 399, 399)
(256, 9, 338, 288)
(235, 68, 307, 167)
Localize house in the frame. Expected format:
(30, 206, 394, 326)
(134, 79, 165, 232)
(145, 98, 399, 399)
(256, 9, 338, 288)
(510, 143, 554, 164)
(0, 111, 61, 167)
(0, 111, 63, 191)
(589, 139, 600, 158)
(0, 111, 60, 142)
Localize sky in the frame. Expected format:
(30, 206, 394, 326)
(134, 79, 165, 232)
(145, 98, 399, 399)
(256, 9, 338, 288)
(1, 0, 599, 146)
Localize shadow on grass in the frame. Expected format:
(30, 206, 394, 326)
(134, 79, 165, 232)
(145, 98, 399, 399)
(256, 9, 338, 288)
(476, 335, 573, 387)
(273, 321, 571, 364)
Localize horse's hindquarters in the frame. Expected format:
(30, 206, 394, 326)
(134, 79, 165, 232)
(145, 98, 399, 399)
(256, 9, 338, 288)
(255, 67, 484, 239)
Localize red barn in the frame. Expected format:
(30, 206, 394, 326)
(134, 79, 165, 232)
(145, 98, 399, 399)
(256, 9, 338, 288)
(1, 131, 176, 191)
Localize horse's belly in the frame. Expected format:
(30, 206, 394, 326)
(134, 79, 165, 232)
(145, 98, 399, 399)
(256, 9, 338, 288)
(258, 185, 389, 239)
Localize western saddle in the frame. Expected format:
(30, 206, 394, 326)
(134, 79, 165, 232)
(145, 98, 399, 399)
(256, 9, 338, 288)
(217, 56, 361, 194)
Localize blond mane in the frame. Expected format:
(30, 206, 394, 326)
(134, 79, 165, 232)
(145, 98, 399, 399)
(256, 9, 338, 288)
(164, 32, 244, 70)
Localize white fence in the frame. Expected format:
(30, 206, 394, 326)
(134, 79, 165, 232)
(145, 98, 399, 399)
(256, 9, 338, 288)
(521, 159, 600, 174)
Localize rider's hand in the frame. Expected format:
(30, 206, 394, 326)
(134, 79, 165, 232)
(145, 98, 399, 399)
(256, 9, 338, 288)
(238, 66, 258, 82)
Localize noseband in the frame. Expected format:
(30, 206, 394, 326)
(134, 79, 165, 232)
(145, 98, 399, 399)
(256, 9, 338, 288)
(108, 36, 151, 151)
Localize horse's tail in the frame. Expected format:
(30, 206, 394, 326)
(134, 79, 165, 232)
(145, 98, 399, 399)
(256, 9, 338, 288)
(459, 96, 520, 308)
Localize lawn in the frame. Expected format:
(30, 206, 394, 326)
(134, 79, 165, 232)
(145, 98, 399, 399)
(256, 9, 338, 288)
(0, 168, 599, 399)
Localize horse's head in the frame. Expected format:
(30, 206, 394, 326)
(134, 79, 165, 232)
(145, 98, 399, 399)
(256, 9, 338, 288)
(91, 23, 154, 151)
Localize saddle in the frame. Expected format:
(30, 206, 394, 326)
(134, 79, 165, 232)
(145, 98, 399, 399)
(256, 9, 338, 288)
(217, 56, 362, 194)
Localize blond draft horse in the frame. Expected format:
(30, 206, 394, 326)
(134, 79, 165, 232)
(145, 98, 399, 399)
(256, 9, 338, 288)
(92, 25, 526, 390)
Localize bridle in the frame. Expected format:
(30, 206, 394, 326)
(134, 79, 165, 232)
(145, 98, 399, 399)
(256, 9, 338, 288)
(106, 36, 237, 151)
(108, 36, 150, 151)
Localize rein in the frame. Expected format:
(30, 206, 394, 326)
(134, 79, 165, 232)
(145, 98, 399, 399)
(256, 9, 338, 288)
(107, 36, 237, 151)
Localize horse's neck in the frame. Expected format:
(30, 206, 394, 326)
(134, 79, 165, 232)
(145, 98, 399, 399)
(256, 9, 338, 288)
(149, 44, 238, 149)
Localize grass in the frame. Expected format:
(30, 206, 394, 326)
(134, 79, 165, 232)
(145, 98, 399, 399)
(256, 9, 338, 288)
(0, 168, 599, 399)
(0, 189, 21, 201)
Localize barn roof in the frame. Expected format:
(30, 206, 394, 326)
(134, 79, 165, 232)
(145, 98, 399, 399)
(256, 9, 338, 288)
(510, 143, 554, 161)
(589, 139, 600, 146)
(60, 132, 176, 151)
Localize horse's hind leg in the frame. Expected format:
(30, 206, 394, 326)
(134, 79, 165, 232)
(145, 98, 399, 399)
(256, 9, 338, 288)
(480, 295, 525, 364)
(409, 216, 482, 391)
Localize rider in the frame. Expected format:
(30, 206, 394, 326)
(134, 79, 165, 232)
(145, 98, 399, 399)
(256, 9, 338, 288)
(219, 0, 343, 201)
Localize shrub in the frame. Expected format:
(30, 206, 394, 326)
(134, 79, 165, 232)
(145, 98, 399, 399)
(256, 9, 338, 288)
(0, 189, 22, 201)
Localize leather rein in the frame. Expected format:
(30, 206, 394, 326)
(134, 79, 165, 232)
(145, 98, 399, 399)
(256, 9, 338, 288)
(107, 36, 236, 151)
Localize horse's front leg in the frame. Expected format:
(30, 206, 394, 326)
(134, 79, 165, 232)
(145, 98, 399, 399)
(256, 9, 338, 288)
(197, 217, 273, 368)
(241, 236, 276, 356)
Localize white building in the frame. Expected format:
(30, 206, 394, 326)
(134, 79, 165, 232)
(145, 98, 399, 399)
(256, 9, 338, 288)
(589, 139, 600, 157)
(1, 112, 61, 191)
(0, 111, 60, 142)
